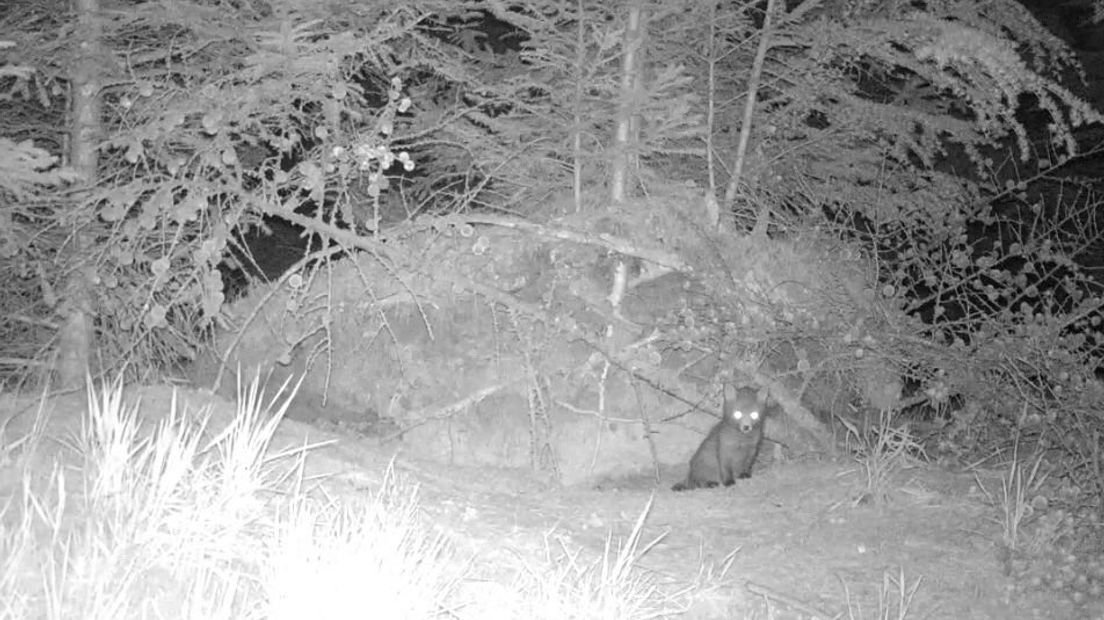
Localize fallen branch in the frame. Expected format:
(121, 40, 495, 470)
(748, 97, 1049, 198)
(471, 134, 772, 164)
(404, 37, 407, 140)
(381, 383, 511, 442)
(455, 213, 690, 272)
(745, 580, 834, 619)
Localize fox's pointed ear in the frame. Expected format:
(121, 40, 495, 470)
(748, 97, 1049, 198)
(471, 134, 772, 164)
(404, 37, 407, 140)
(723, 383, 738, 402)
(756, 389, 770, 407)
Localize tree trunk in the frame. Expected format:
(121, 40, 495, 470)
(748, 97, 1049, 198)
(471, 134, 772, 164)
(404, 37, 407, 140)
(59, 0, 105, 388)
(609, 1, 644, 205)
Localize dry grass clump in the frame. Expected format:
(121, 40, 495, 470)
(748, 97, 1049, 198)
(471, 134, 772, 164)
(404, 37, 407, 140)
(0, 376, 461, 619)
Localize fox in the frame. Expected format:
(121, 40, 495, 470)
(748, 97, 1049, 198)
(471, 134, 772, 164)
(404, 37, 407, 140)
(672, 385, 768, 491)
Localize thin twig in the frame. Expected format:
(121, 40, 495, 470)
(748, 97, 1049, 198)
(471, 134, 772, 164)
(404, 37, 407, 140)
(631, 374, 662, 484)
(456, 213, 689, 272)
(380, 383, 510, 443)
(746, 580, 836, 619)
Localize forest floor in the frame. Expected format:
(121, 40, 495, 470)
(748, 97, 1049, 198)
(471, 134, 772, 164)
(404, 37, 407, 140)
(387, 437, 1100, 619)
(2, 382, 1101, 619)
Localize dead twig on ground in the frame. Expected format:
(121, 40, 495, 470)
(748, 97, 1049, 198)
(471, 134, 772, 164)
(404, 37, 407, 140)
(381, 383, 512, 443)
(746, 580, 835, 619)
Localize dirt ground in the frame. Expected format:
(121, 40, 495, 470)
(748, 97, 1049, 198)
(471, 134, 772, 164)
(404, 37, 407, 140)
(6, 384, 1102, 619)
(402, 456, 1100, 619)
(229, 388, 1096, 620)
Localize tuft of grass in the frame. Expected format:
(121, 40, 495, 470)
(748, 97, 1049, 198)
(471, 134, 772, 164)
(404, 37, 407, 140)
(840, 409, 925, 506)
(0, 374, 467, 619)
(678, 543, 766, 617)
(699, 545, 741, 581)
(509, 495, 683, 620)
(974, 443, 1048, 557)
(747, 567, 925, 619)
(840, 567, 925, 620)
(263, 462, 461, 620)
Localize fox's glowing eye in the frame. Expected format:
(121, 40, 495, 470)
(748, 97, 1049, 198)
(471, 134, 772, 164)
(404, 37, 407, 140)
(750, 411, 759, 420)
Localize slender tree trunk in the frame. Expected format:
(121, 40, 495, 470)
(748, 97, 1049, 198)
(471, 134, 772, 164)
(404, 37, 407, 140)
(704, 1, 721, 229)
(724, 0, 776, 235)
(59, 0, 104, 388)
(572, 0, 586, 212)
(609, 1, 644, 205)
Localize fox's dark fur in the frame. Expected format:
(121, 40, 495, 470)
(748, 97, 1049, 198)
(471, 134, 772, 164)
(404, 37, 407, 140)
(672, 385, 768, 491)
